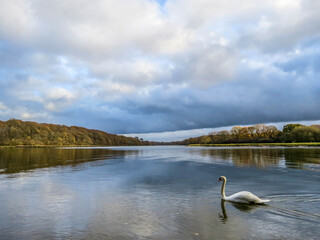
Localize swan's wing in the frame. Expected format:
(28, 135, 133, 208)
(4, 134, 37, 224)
(226, 191, 263, 204)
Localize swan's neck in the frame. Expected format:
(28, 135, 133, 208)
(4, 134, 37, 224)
(221, 179, 226, 199)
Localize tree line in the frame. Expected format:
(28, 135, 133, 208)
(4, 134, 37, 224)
(181, 123, 320, 145)
(0, 119, 154, 146)
(1, 119, 319, 146)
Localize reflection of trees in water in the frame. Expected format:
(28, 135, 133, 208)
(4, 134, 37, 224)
(283, 148, 320, 169)
(199, 148, 320, 170)
(0, 148, 138, 174)
(3, 147, 320, 174)
(200, 148, 282, 168)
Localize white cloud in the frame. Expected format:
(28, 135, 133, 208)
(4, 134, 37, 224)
(25, 0, 191, 57)
(0, 0, 37, 41)
(46, 87, 75, 101)
(241, 0, 320, 52)
(0, 102, 7, 110)
(20, 111, 48, 120)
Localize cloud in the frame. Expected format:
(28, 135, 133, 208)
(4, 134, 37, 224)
(0, 0, 319, 138)
(239, 0, 320, 52)
(46, 87, 75, 101)
(172, 42, 238, 87)
(0, 102, 7, 110)
(0, 0, 37, 42)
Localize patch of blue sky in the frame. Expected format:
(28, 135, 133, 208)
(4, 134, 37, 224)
(153, 0, 168, 7)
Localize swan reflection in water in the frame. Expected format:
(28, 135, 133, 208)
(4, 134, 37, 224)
(219, 199, 263, 224)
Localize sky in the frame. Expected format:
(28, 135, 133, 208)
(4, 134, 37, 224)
(0, 0, 320, 142)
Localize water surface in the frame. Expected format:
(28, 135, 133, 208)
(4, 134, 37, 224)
(0, 146, 319, 239)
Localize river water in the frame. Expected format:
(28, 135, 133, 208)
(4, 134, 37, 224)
(0, 146, 319, 240)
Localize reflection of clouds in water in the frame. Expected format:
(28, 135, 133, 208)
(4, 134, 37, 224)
(0, 170, 128, 238)
(116, 146, 283, 168)
(80, 189, 190, 239)
(82, 189, 252, 239)
(40, 178, 80, 235)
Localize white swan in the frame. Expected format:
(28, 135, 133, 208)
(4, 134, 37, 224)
(218, 176, 270, 204)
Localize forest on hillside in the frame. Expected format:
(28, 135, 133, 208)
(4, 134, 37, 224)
(0, 119, 152, 146)
(181, 124, 320, 145)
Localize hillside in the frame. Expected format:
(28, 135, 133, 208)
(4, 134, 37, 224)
(0, 119, 150, 146)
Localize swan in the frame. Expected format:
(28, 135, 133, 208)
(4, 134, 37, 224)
(217, 176, 270, 204)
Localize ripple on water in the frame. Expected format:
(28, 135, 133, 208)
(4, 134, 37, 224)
(267, 193, 320, 203)
(263, 193, 320, 224)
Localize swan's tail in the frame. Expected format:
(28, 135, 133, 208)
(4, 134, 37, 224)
(258, 199, 270, 204)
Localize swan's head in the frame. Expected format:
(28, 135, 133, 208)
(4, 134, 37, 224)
(217, 176, 226, 182)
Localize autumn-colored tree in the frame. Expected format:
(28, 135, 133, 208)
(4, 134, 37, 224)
(0, 119, 148, 146)
(230, 126, 242, 140)
(263, 125, 281, 138)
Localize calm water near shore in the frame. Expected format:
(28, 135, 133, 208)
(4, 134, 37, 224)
(0, 146, 320, 239)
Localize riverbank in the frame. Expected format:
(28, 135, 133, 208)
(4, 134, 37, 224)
(189, 142, 320, 147)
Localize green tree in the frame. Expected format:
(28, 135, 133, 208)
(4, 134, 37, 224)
(200, 135, 211, 144)
(283, 124, 303, 133)
(290, 126, 320, 142)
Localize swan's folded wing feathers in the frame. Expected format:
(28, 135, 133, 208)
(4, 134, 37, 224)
(226, 191, 262, 203)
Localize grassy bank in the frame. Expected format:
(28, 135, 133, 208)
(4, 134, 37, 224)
(189, 142, 320, 147)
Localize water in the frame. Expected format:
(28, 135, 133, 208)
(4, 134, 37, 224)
(0, 146, 319, 240)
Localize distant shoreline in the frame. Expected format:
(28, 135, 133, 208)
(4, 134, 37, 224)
(188, 142, 320, 147)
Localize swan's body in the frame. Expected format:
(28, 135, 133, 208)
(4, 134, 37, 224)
(218, 176, 270, 204)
